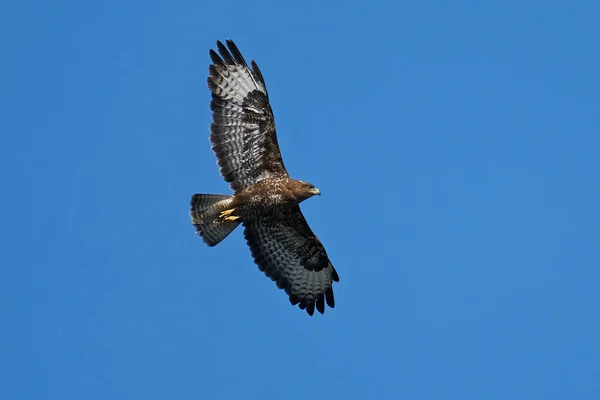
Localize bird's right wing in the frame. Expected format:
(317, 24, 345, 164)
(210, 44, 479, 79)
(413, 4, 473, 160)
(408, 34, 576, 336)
(207, 40, 288, 193)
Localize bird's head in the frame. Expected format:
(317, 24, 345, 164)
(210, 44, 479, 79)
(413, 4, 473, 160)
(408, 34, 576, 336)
(295, 180, 321, 200)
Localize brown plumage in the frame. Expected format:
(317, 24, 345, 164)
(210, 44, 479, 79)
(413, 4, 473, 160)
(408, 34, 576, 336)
(189, 40, 339, 316)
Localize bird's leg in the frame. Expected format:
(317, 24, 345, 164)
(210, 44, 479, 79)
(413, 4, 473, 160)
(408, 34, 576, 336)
(219, 208, 239, 222)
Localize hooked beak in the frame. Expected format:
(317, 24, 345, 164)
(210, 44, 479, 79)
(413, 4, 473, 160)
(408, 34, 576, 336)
(310, 187, 321, 196)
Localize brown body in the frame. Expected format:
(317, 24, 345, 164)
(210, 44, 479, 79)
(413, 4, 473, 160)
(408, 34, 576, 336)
(227, 177, 320, 220)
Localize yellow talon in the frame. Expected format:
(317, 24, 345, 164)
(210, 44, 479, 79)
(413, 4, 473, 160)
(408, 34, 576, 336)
(219, 208, 239, 221)
(219, 208, 236, 218)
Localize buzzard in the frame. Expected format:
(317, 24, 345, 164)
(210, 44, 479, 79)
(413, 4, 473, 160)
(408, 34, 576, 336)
(190, 40, 339, 316)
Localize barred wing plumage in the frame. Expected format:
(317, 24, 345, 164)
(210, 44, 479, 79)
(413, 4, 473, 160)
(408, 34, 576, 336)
(243, 206, 340, 316)
(207, 40, 288, 193)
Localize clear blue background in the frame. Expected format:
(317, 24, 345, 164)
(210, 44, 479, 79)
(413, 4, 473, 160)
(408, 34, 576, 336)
(2, 1, 599, 399)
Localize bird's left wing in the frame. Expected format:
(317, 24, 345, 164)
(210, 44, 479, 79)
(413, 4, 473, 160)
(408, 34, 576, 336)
(208, 40, 288, 193)
(243, 206, 339, 316)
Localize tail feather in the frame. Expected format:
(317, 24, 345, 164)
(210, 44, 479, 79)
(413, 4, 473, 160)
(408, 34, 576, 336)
(190, 194, 240, 246)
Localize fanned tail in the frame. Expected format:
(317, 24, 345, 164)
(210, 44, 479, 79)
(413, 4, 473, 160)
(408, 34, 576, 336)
(190, 194, 240, 246)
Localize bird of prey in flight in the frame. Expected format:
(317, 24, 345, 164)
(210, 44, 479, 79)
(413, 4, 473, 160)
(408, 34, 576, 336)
(190, 40, 339, 316)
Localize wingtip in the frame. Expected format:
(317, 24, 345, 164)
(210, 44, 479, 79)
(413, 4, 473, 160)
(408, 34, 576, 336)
(306, 302, 315, 316)
(316, 294, 325, 314)
(332, 267, 340, 282)
(209, 49, 223, 65)
(325, 287, 335, 308)
(289, 295, 300, 306)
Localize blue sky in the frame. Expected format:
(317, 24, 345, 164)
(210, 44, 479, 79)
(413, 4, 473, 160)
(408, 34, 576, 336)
(2, 0, 600, 398)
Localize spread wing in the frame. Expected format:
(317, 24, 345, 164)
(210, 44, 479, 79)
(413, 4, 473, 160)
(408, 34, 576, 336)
(243, 206, 340, 316)
(207, 40, 288, 193)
